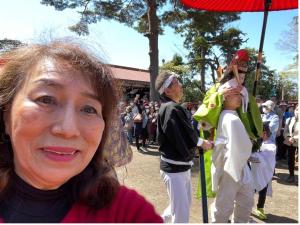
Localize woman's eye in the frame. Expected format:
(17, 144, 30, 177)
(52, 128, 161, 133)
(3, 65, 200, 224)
(36, 96, 57, 105)
(82, 105, 99, 115)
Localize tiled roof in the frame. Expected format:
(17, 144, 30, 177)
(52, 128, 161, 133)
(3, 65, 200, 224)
(109, 64, 150, 83)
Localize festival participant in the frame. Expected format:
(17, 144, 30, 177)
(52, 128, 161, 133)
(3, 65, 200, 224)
(193, 49, 262, 146)
(0, 40, 162, 223)
(155, 71, 213, 223)
(211, 91, 253, 223)
(251, 122, 277, 220)
(193, 49, 263, 199)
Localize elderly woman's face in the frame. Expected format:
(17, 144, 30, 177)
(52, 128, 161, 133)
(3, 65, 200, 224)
(4, 60, 105, 189)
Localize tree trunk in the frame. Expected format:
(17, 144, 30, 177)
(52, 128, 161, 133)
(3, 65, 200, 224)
(281, 85, 285, 101)
(210, 64, 216, 84)
(200, 48, 206, 92)
(146, 0, 159, 101)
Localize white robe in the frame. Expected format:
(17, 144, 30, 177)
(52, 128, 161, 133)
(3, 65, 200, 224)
(250, 140, 276, 196)
(211, 110, 254, 223)
(211, 110, 253, 191)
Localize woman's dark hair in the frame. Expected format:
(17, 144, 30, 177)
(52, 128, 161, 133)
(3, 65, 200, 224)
(0, 40, 121, 209)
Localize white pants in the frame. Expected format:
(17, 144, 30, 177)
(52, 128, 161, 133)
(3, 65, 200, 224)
(211, 171, 254, 223)
(160, 169, 192, 223)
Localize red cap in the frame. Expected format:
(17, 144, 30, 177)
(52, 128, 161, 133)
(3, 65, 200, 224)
(230, 49, 249, 64)
(228, 49, 249, 72)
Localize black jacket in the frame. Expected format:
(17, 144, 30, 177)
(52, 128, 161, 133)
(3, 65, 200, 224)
(157, 96, 198, 172)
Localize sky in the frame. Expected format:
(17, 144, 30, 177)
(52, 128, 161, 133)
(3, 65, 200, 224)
(0, 0, 298, 74)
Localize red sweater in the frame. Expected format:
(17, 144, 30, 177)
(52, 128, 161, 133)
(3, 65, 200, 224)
(0, 186, 163, 223)
(61, 186, 163, 223)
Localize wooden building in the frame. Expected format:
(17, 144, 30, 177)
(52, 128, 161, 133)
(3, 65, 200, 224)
(109, 64, 150, 101)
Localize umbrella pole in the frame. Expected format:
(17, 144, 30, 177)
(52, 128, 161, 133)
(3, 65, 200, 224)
(253, 0, 271, 96)
(199, 147, 208, 223)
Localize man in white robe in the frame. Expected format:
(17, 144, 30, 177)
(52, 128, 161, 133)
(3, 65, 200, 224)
(211, 91, 254, 223)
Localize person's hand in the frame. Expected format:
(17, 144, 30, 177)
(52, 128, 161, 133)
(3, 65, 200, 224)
(221, 86, 241, 98)
(202, 140, 214, 150)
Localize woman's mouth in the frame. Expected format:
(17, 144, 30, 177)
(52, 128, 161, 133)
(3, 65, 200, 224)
(41, 146, 80, 162)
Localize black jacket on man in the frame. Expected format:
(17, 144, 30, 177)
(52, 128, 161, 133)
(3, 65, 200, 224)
(157, 96, 199, 173)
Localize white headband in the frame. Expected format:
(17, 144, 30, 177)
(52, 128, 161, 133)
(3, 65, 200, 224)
(158, 73, 177, 94)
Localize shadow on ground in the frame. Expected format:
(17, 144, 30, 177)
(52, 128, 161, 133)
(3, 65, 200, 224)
(252, 213, 298, 223)
(136, 146, 160, 156)
(272, 172, 298, 186)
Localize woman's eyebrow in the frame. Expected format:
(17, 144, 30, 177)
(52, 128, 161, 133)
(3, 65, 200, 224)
(81, 92, 101, 103)
(33, 78, 63, 89)
(33, 78, 101, 103)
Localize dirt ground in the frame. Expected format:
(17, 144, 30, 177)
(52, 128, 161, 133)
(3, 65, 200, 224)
(116, 144, 298, 223)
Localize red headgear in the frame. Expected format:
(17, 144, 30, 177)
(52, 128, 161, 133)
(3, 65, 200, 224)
(229, 49, 249, 72)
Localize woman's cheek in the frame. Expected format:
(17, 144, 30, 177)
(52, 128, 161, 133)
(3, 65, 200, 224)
(84, 119, 105, 146)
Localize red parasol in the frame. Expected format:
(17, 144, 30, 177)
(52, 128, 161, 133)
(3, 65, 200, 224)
(181, 0, 297, 12)
(181, 0, 298, 95)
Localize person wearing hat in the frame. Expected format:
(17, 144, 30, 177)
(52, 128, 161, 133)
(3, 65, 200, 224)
(155, 71, 213, 223)
(193, 49, 262, 143)
(261, 100, 280, 144)
(192, 50, 263, 216)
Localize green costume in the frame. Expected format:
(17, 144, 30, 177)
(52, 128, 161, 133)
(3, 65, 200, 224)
(193, 83, 263, 198)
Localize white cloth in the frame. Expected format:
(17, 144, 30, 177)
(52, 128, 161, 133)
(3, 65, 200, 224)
(211, 110, 253, 223)
(251, 140, 276, 195)
(160, 170, 192, 223)
(211, 110, 252, 191)
(158, 74, 177, 94)
(219, 78, 249, 113)
(160, 156, 193, 166)
(197, 137, 204, 147)
(211, 171, 254, 223)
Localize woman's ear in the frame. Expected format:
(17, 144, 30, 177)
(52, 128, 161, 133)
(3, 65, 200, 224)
(3, 106, 11, 135)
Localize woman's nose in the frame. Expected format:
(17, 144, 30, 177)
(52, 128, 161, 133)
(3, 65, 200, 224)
(51, 105, 80, 138)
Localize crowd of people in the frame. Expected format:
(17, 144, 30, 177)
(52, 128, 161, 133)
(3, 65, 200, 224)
(0, 39, 297, 223)
(119, 97, 160, 151)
